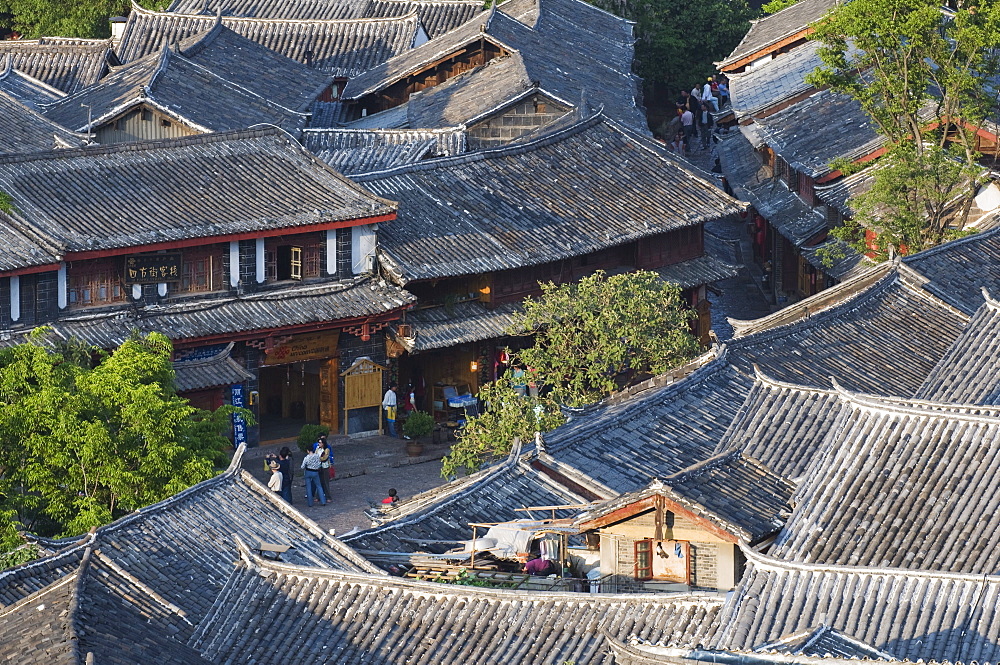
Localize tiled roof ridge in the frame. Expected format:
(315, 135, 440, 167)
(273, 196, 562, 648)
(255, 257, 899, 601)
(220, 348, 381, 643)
(983, 286, 999, 310)
(302, 125, 465, 137)
(0, 124, 282, 165)
(750, 364, 838, 396)
(895, 261, 972, 321)
(0, 85, 86, 143)
(175, 9, 225, 57)
(234, 469, 384, 574)
(830, 376, 1000, 423)
(728, 261, 897, 339)
(665, 448, 751, 482)
(0, 531, 94, 598)
(130, 0, 421, 26)
(0, 37, 112, 51)
(0, 62, 69, 98)
(91, 550, 192, 623)
(718, 0, 834, 68)
(173, 341, 236, 366)
(0, 566, 80, 623)
(238, 536, 728, 603)
(531, 452, 618, 499)
(741, 541, 1000, 582)
(904, 225, 1000, 266)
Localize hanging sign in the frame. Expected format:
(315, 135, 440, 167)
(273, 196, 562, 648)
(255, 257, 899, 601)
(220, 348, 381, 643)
(231, 384, 247, 447)
(125, 253, 182, 283)
(262, 331, 340, 366)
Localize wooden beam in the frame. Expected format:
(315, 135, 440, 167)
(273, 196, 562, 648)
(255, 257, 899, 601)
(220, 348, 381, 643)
(720, 30, 814, 73)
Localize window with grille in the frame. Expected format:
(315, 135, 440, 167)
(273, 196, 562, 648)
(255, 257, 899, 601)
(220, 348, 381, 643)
(179, 248, 224, 293)
(634, 539, 653, 580)
(68, 268, 125, 307)
(266, 236, 322, 282)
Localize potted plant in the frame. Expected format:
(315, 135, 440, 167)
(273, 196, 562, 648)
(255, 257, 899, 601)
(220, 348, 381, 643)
(402, 410, 434, 456)
(296, 423, 330, 453)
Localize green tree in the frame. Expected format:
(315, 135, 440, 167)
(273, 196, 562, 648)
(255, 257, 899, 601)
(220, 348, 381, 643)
(0, 330, 247, 549)
(586, 0, 756, 90)
(761, 0, 799, 14)
(807, 0, 1000, 258)
(511, 270, 701, 407)
(0, 0, 169, 39)
(441, 381, 565, 477)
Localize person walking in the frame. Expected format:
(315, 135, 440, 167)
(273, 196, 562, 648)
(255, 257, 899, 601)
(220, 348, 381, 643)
(300, 446, 327, 507)
(382, 383, 399, 437)
(277, 446, 294, 504)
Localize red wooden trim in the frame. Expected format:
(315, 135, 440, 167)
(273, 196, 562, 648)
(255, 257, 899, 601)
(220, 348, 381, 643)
(720, 29, 814, 73)
(576, 492, 739, 544)
(815, 145, 889, 184)
(3, 263, 61, 277)
(64, 213, 396, 262)
(170, 306, 408, 350)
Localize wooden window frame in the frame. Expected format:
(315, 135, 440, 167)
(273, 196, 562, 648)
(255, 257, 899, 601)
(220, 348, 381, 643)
(635, 539, 653, 580)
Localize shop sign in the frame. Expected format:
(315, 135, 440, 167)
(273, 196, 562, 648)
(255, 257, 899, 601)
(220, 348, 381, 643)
(125, 253, 182, 283)
(231, 384, 247, 447)
(262, 331, 340, 366)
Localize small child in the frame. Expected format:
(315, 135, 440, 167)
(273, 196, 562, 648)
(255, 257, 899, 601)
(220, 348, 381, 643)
(267, 460, 283, 495)
(381, 488, 399, 504)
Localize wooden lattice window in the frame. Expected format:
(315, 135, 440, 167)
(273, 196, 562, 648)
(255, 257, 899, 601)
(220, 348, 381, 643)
(635, 539, 653, 580)
(180, 248, 224, 293)
(68, 267, 125, 307)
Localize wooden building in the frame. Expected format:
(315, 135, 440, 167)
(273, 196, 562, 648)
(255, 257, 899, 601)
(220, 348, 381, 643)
(0, 128, 413, 443)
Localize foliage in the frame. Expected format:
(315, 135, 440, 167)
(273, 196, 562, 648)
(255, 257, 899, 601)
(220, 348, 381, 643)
(510, 270, 701, 407)
(296, 423, 330, 453)
(0, 543, 40, 571)
(761, 0, 799, 14)
(402, 410, 435, 439)
(0, 0, 170, 39)
(586, 0, 756, 91)
(0, 192, 14, 215)
(0, 330, 246, 548)
(807, 0, 1000, 257)
(430, 568, 520, 589)
(441, 382, 565, 477)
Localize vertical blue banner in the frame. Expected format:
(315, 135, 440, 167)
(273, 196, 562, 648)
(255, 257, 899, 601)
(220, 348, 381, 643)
(231, 384, 247, 447)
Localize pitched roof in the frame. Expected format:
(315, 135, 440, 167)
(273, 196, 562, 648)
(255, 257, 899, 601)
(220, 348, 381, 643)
(301, 126, 466, 174)
(17, 276, 415, 347)
(915, 290, 1000, 404)
(727, 40, 821, 119)
(753, 90, 882, 179)
(756, 626, 896, 659)
(0, 37, 112, 93)
(344, 455, 590, 555)
(711, 547, 1000, 663)
(117, 3, 419, 77)
(0, 89, 85, 155)
(400, 300, 523, 352)
(41, 46, 309, 134)
(172, 342, 254, 391)
(0, 56, 66, 108)
(903, 225, 1000, 315)
(770, 386, 1000, 573)
(165, 0, 483, 39)
(576, 452, 795, 544)
(190, 552, 724, 665)
(718, 0, 839, 71)
(343, 0, 646, 131)
(357, 112, 743, 284)
(0, 128, 395, 258)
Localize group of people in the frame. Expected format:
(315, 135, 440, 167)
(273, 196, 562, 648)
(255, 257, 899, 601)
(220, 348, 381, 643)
(667, 75, 730, 156)
(266, 435, 335, 508)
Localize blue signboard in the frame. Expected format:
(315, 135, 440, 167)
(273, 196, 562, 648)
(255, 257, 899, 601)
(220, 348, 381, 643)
(231, 384, 247, 447)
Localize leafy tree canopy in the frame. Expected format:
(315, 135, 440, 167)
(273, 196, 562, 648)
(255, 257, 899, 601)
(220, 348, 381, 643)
(587, 0, 756, 90)
(761, 0, 798, 14)
(440, 381, 565, 477)
(0, 330, 246, 554)
(510, 270, 701, 407)
(807, 0, 1000, 258)
(0, 0, 168, 39)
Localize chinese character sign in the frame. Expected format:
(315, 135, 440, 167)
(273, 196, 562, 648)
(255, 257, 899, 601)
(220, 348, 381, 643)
(126, 253, 182, 284)
(231, 384, 247, 447)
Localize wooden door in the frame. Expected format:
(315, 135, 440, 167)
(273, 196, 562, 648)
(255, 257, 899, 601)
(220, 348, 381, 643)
(319, 358, 339, 433)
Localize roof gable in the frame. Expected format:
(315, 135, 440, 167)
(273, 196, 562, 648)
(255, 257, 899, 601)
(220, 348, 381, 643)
(0, 89, 85, 155)
(0, 38, 111, 93)
(718, 0, 839, 72)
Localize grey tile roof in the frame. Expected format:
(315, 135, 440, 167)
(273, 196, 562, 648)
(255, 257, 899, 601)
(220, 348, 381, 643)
(0, 128, 395, 256)
(744, 179, 827, 247)
(728, 41, 821, 119)
(657, 249, 741, 288)
(401, 300, 522, 352)
(718, 0, 839, 70)
(358, 112, 743, 284)
(172, 342, 254, 391)
(578, 452, 795, 544)
(344, 456, 589, 554)
(0, 565, 80, 665)
(753, 90, 883, 179)
(191, 555, 724, 665)
(18, 276, 415, 347)
(301, 126, 465, 174)
(343, 0, 647, 132)
(799, 239, 869, 280)
(813, 167, 873, 217)
(42, 46, 309, 134)
(903, 226, 1000, 315)
(711, 547, 1000, 663)
(716, 129, 769, 194)
(0, 37, 111, 93)
(758, 626, 895, 659)
(117, 4, 419, 77)
(175, 23, 335, 113)
(0, 218, 60, 273)
(770, 387, 1000, 573)
(406, 54, 536, 127)
(0, 89, 85, 154)
(0, 539, 87, 607)
(914, 290, 1000, 404)
(0, 57, 66, 108)
(165, 0, 483, 39)
(715, 371, 843, 481)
